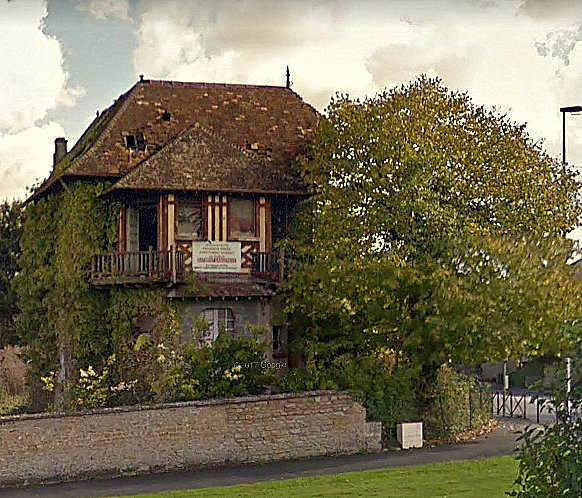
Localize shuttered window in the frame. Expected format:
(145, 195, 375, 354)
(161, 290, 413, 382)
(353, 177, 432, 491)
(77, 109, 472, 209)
(200, 308, 235, 344)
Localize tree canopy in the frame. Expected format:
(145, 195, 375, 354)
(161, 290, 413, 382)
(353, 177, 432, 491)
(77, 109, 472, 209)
(284, 76, 582, 370)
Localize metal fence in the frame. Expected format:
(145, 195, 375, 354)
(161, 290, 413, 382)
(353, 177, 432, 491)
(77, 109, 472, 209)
(492, 390, 558, 424)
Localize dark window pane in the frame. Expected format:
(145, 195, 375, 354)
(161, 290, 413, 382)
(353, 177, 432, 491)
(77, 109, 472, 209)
(230, 198, 255, 239)
(178, 198, 203, 239)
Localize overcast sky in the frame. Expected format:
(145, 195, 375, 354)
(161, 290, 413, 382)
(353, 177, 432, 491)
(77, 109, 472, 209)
(4, 0, 582, 230)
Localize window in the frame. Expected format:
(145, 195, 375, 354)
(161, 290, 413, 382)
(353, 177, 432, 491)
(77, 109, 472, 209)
(230, 198, 255, 239)
(124, 132, 146, 152)
(200, 308, 235, 344)
(178, 197, 203, 239)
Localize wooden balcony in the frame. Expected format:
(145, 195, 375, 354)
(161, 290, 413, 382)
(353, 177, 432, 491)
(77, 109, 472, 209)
(91, 248, 184, 286)
(252, 251, 287, 280)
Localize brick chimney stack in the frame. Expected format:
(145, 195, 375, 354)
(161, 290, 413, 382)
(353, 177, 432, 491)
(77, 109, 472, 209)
(53, 137, 68, 167)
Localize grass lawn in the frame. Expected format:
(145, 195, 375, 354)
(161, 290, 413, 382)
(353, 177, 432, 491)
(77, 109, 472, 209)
(113, 455, 518, 498)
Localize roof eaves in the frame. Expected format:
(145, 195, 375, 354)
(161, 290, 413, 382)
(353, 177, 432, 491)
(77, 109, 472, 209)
(102, 185, 309, 196)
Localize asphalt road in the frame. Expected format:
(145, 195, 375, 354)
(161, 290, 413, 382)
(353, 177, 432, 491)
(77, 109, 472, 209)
(0, 419, 528, 498)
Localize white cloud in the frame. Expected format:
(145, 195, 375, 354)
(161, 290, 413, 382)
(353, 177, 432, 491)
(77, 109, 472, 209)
(0, 122, 65, 202)
(0, 0, 79, 134)
(0, 0, 82, 201)
(131, 0, 582, 166)
(76, 0, 131, 22)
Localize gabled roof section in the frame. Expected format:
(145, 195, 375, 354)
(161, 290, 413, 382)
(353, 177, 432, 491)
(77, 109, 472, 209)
(109, 122, 305, 194)
(28, 79, 319, 202)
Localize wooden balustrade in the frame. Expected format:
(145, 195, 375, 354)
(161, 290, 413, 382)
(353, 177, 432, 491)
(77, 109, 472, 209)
(92, 248, 286, 285)
(252, 251, 286, 280)
(91, 247, 184, 285)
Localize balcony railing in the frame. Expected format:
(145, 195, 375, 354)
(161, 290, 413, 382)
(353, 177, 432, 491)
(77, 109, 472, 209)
(252, 251, 287, 280)
(91, 247, 184, 285)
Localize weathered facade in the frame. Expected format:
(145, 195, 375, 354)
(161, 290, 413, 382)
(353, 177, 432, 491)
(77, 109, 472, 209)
(27, 77, 319, 365)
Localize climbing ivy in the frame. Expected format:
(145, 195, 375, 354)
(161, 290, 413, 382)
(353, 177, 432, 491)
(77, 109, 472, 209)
(15, 181, 119, 410)
(15, 179, 273, 412)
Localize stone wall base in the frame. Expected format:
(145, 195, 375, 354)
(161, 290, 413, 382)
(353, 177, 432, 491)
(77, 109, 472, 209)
(0, 391, 381, 487)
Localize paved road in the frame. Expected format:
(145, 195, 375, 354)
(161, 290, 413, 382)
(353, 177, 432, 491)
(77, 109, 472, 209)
(0, 419, 529, 498)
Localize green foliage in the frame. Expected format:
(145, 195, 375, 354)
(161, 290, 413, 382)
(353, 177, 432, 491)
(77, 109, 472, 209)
(14, 182, 119, 408)
(511, 421, 582, 497)
(103, 289, 184, 406)
(155, 330, 276, 402)
(0, 200, 22, 347)
(511, 353, 582, 497)
(326, 355, 422, 445)
(285, 76, 582, 371)
(423, 365, 491, 439)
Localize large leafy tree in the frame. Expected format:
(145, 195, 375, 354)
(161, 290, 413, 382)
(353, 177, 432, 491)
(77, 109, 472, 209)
(0, 199, 22, 347)
(285, 76, 582, 371)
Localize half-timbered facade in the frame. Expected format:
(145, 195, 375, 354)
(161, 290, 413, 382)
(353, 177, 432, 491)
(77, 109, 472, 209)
(28, 77, 319, 365)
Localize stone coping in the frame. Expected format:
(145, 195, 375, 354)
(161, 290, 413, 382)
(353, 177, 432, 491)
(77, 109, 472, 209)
(0, 390, 349, 424)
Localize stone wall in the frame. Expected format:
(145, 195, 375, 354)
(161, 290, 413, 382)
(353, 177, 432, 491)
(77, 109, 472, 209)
(0, 391, 381, 487)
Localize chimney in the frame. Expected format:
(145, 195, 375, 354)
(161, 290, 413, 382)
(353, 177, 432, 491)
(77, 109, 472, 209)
(53, 137, 67, 167)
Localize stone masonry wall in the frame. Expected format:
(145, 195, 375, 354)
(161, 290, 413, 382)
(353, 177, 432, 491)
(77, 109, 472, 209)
(0, 391, 381, 487)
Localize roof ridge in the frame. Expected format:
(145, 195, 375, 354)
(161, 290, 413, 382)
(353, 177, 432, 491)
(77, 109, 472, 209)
(141, 79, 288, 91)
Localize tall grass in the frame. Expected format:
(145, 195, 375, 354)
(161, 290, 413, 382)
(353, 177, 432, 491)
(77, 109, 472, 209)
(0, 346, 29, 415)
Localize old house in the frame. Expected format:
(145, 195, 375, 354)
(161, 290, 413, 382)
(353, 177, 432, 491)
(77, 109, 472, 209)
(26, 77, 319, 367)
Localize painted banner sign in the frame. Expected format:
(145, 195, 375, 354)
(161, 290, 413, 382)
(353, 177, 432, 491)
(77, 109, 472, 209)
(192, 241, 241, 272)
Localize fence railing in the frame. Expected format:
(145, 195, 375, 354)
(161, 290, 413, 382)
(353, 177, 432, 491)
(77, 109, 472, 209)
(91, 247, 184, 285)
(492, 390, 558, 424)
(252, 251, 287, 280)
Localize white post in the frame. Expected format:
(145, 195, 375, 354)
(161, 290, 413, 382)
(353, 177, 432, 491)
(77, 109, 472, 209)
(503, 360, 509, 391)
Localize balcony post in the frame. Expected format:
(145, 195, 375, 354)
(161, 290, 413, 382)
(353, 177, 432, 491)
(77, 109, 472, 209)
(171, 245, 177, 284)
(148, 246, 153, 277)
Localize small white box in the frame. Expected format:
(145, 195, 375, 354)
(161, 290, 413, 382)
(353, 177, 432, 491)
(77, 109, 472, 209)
(397, 422, 423, 449)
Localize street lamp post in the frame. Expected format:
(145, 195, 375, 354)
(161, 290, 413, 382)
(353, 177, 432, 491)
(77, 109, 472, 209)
(559, 105, 581, 417)
(560, 106, 582, 164)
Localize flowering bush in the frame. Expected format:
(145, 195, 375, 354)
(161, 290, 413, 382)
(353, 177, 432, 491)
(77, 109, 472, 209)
(154, 331, 275, 402)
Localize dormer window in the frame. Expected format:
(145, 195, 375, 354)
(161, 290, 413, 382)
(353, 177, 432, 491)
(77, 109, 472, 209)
(125, 132, 146, 152)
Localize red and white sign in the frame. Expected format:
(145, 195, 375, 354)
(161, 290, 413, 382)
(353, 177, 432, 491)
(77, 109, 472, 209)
(192, 241, 241, 273)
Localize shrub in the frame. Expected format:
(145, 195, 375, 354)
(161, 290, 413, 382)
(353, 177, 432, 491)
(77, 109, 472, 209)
(511, 419, 582, 497)
(0, 346, 29, 415)
(511, 355, 582, 497)
(153, 331, 276, 402)
(279, 354, 422, 446)
(423, 365, 492, 439)
(0, 345, 26, 395)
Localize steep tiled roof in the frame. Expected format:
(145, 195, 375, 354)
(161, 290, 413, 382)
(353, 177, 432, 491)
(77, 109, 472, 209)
(110, 122, 305, 194)
(28, 79, 319, 202)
